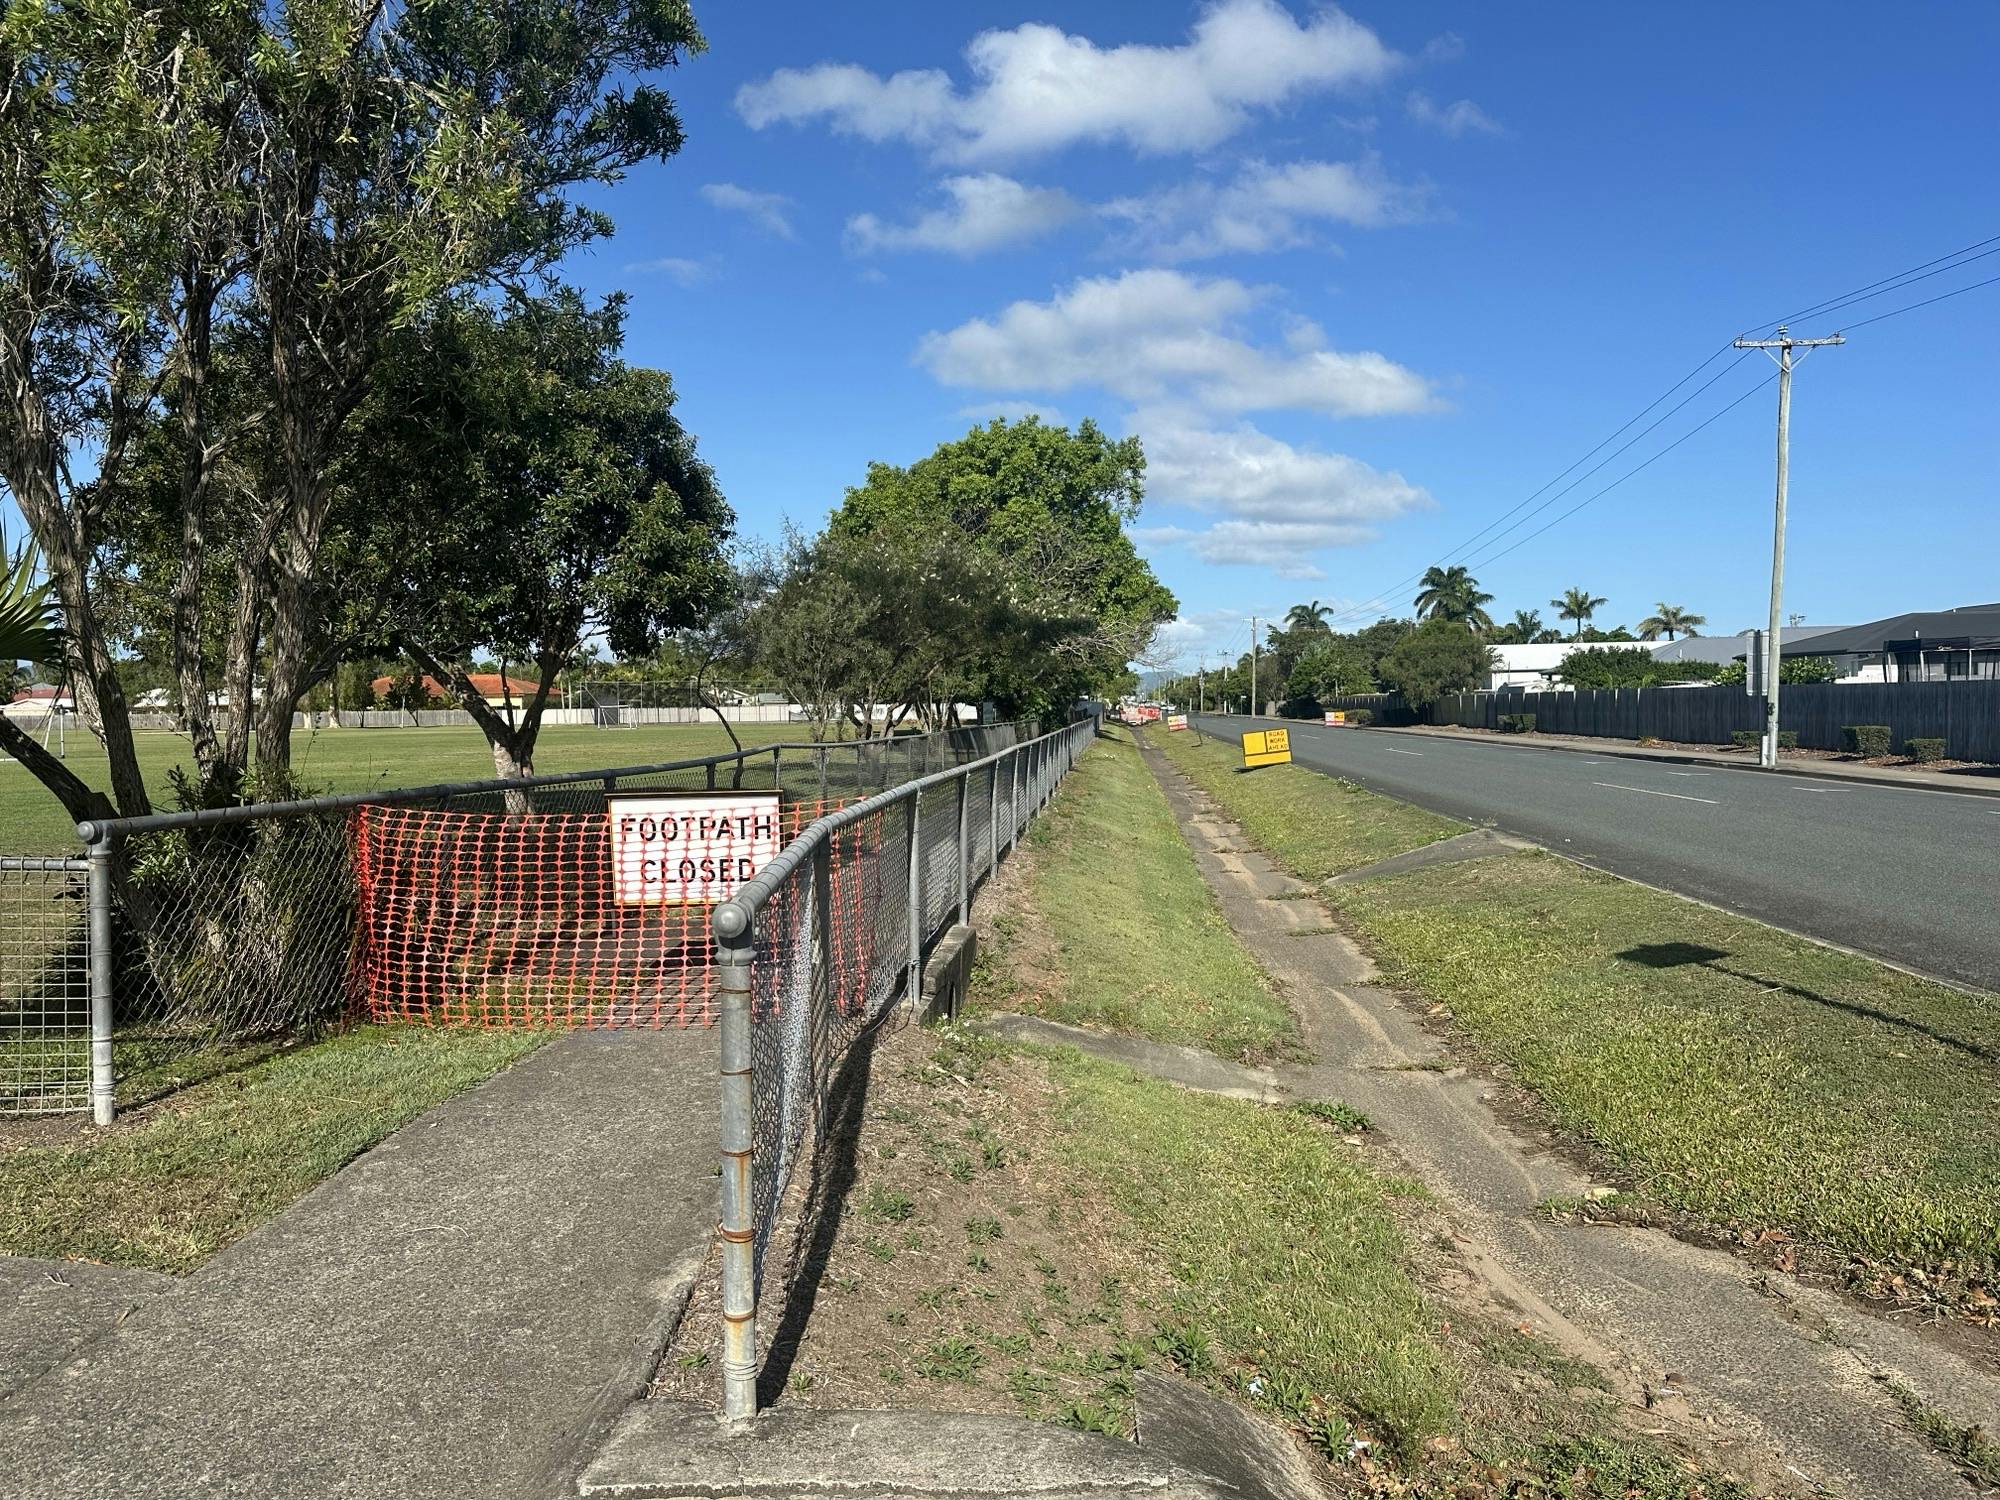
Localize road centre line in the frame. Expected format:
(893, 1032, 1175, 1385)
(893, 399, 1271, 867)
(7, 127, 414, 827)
(1591, 781, 1720, 805)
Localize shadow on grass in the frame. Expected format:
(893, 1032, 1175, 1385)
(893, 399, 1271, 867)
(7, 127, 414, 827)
(757, 1014, 890, 1406)
(1616, 943, 1994, 1064)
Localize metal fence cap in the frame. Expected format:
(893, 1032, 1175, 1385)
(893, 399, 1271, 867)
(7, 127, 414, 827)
(713, 899, 752, 942)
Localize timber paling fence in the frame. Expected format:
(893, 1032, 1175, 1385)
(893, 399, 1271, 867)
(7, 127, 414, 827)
(710, 713, 1100, 1420)
(1, 718, 1062, 1120)
(1314, 681, 2000, 762)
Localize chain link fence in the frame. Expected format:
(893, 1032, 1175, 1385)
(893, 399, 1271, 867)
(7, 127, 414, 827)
(0, 858, 95, 1116)
(711, 715, 1099, 1419)
(9, 721, 1048, 1119)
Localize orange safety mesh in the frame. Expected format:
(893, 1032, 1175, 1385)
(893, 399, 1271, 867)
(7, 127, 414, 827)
(349, 798, 882, 1027)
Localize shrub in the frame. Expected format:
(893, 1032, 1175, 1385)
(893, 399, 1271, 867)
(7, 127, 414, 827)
(1497, 712, 1537, 734)
(1731, 729, 1798, 750)
(1841, 724, 1891, 757)
(1904, 737, 1948, 763)
(1344, 707, 1373, 726)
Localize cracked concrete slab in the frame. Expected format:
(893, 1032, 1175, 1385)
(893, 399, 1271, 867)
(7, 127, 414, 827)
(971, 1014, 1283, 1102)
(1137, 738, 1997, 1500)
(0, 1255, 176, 1400)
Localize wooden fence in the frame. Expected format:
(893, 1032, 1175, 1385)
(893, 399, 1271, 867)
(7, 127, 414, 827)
(1311, 683, 2000, 763)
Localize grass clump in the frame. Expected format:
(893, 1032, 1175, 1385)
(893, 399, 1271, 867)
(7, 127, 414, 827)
(1885, 1378, 2000, 1487)
(1339, 850, 2000, 1272)
(1150, 725, 1459, 880)
(1050, 1049, 1458, 1461)
(0, 1024, 543, 1272)
(1003, 728, 1296, 1060)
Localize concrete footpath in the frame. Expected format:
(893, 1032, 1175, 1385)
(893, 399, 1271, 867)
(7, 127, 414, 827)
(0, 1029, 719, 1500)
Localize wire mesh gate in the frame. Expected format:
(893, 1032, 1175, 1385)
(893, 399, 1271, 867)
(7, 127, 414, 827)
(0, 858, 95, 1116)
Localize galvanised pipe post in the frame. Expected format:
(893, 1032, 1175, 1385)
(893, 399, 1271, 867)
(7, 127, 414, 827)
(711, 899, 759, 1423)
(955, 772, 970, 926)
(987, 759, 999, 886)
(816, 745, 829, 803)
(771, 746, 782, 792)
(904, 791, 923, 1008)
(1007, 746, 1021, 849)
(86, 838, 116, 1127)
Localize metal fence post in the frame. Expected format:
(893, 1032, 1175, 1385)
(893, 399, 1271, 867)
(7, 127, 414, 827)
(86, 838, 116, 1127)
(713, 900, 759, 1423)
(955, 772, 970, 926)
(816, 745, 829, 803)
(904, 793, 922, 1007)
(771, 745, 782, 792)
(987, 760, 999, 885)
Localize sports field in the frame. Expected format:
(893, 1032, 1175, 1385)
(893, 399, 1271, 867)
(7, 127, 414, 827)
(0, 720, 813, 854)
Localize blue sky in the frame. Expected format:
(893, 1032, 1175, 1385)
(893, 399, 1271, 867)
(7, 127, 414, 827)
(567, 0, 1998, 669)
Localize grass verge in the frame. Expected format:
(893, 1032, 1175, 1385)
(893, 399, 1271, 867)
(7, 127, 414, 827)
(1155, 729, 2000, 1289)
(0, 1024, 544, 1272)
(984, 726, 1295, 1060)
(1150, 724, 1460, 879)
(667, 728, 1748, 1497)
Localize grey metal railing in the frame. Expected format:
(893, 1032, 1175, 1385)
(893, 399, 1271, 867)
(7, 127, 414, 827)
(39, 720, 1048, 1121)
(709, 714, 1099, 1420)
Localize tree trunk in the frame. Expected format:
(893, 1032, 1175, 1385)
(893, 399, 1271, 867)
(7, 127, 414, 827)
(0, 715, 114, 831)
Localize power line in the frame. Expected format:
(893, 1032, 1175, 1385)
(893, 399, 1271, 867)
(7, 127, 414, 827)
(1304, 234, 2000, 629)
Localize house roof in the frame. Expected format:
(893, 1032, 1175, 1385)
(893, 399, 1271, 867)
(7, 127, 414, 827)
(368, 672, 545, 699)
(1779, 605, 2000, 656)
(1653, 626, 1852, 665)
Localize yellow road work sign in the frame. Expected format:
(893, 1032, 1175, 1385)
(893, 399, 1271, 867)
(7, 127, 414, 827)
(1241, 728, 1291, 768)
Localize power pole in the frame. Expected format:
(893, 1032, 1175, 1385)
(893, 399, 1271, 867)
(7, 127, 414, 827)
(1732, 324, 1843, 768)
(1250, 617, 1261, 718)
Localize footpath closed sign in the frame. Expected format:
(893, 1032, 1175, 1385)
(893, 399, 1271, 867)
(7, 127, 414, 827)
(609, 792, 782, 905)
(1240, 728, 1292, 768)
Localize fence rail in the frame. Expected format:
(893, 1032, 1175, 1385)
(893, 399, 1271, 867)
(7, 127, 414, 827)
(1308, 682, 2000, 762)
(13, 720, 1053, 1119)
(709, 715, 1098, 1421)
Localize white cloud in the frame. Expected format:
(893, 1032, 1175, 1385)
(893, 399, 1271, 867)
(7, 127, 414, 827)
(916, 268, 1436, 418)
(700, 182, 798, 238)
(1104, 156, 1427, 261)
(737, 0, 1399, 164)
(1406, 90, 1501, 137)
(849, 175, 1079, 256)
(623, 256, 713, 287)
(1139, 418, 1431, 574)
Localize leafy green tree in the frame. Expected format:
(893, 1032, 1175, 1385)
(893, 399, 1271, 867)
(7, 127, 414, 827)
(1414, 566, 1495, 632)
(1716, 656, 1842, 687)
(829, 417, 1175, 714)
(1379, 618, 1494, 706)
(1287, 638, 1377, 707)
(1552, 587, 1609, 640)
(1555, 647, 1722, 689)
(0, 0, 708, 824)
(1638, 604, 1706, 641)
(350, 292, 732, 781)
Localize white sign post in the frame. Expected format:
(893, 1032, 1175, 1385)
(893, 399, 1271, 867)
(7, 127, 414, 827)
(609, 792, 783, 905)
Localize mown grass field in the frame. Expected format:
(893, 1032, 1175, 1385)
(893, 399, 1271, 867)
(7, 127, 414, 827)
(0, 1025, 544, 1272)
(1151, 723, 1461, 878)
(993, 725, 1296, 1060)
(0, 720, 810, 853)
(1151, 726, 2000, 1280)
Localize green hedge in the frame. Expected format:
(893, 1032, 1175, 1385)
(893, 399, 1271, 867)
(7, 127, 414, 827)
(1732, 729, 1798, 750)
(1841, 724, 1891, 757)
(1344, 707, 1374, 726)
(1904, 737, 1948, 763)
(1496, 713, 1537, 734)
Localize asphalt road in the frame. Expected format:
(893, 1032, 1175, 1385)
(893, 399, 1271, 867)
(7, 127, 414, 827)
(1191, 714, 2000, 994)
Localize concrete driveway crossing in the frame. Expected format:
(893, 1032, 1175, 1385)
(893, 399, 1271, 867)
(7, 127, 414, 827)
(1191, 714, 2000, 994)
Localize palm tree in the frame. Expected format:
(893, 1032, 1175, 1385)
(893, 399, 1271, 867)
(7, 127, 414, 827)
(1552, 587, 1608, 641)
(1638, 603, 1706, 641)
(1284, 600, 1334, 633)
(1414, 565, 1495, 632)
(1, 528, 61, 676)
(1498, 608, 1543, 644)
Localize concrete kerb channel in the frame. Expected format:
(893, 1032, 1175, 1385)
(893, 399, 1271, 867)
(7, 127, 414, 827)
(37, 719, 1047, 1128)
(708, 715, 1100, 1425)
